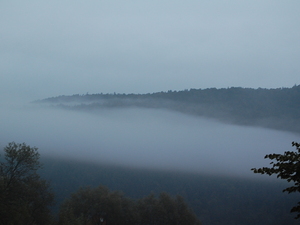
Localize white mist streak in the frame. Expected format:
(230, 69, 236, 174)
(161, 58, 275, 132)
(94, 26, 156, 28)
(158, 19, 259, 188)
(0, 104, 298, 177)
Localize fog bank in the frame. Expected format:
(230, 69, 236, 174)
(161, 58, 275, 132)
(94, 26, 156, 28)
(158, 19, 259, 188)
(0, 102, 298, 177)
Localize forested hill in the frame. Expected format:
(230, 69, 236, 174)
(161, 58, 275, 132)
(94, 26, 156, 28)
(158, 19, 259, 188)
(35, 85, 300, 134)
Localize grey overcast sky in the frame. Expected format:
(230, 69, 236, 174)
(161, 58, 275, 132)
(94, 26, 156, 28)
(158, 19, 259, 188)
(1, 0, 300, 101)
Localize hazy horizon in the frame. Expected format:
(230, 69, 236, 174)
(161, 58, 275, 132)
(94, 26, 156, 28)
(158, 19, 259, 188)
(1, 1, 300, 102)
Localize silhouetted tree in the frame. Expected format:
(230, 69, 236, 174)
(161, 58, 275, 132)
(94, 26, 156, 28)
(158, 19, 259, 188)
(252, 141, 300, 219)
(59, 186, 201, 225)
(137, 192, 201, 225)
(0, 142, 54, 225)
(58, 185, 136, 225)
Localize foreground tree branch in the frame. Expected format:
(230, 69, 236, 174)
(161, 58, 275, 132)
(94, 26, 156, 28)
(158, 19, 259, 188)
(252, 142, 300, 219)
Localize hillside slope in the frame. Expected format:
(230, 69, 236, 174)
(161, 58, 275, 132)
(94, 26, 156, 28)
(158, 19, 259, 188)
(35, 85, 300, 133)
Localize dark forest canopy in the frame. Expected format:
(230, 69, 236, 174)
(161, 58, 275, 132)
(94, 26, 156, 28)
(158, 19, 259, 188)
(34, 85, 300, 133)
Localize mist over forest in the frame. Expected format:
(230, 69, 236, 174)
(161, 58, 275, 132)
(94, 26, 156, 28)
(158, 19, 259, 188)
(2, 86, 299, 175)
(1, 86, 300, 224)
(37, 85, 300, 133)
(1, 0, 300, 223)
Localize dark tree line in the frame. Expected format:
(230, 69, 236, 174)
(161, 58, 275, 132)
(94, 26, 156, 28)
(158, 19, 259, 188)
(3, 140, 300, 224)
(0, 142, 201, 225)
(35, 85, 300, 133)
(59, 185, 201, 225)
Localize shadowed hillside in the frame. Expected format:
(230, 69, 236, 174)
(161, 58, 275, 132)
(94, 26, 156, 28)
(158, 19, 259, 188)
(40, 157, 298, 225)
(35, 85, 300, 133)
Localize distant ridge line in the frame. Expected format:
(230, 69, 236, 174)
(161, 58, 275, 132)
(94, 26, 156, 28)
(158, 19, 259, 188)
(34, 85, 300, 134)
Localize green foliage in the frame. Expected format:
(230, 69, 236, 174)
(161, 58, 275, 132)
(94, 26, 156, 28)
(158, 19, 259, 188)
(58, 185, 202, 225)
(0, 142, 54, 225)
(252, 142, 300, 219)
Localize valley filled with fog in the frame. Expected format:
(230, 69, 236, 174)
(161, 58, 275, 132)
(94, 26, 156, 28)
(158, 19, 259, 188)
(0, 101, 298, 178)
(1, 1, 300, 223)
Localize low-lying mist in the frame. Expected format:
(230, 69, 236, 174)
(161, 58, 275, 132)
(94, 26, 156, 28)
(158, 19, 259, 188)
(0, 101, 298, 177)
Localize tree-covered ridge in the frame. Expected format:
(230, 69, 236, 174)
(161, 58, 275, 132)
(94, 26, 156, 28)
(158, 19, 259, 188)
(35, 85, 300, 133)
